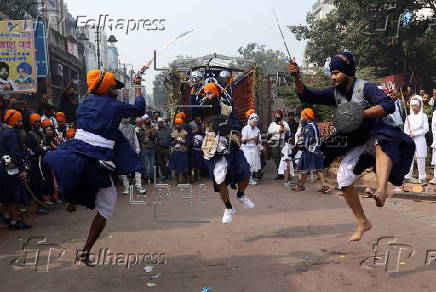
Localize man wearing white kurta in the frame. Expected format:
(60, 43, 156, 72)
(267, 111, 290, 179)
(241, 113, 262, 185)
(404, 97, 429, 183)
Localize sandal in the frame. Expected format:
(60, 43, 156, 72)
(291, 186, 305, 192)
(362, 188, 373, 198)
(320, 185, 332, 193)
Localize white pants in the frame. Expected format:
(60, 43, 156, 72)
(121, 173, 142, 189)
(337, 138, 377, 188)
(241, 146, 261, 173)
(95, 184, 117, 219)
(213, 157, 228, 185)
(278, 159, 295, 176)
(406, 157, 427, 180)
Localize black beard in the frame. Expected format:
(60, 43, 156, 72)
(201, 98, 221, 119)
(107, 91, 118, 98)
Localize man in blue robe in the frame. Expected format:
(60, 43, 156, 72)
(289, 52, 415, 241)
(200, 83, 255, 224)
(44, 70, 145, 265)
(0, 109, 31, 230)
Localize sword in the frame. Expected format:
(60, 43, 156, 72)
(24, 179, 48, 208)
(272, 9, 297, 77)
(139, 29, 195, 73)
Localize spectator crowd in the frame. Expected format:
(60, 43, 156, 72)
(1, 85, 435, 231)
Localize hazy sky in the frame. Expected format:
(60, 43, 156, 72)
(66, 0, 313, 94)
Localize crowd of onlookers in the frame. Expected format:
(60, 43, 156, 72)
(0, 89, 217, 230)
(1, 85, 435, 230)
(0, 87, 79, 230)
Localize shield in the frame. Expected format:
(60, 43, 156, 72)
(333, 102, 364, 134)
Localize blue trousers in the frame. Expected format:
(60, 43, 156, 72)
(140, 147, 155, 179)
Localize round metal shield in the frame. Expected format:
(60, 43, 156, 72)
(333, 102, 364, 134)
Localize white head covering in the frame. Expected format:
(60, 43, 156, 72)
(141, 114, 150, 120)
(409, 95, 423, 114)
(248, 113, 259, 125)
(157, 117, 164, 122)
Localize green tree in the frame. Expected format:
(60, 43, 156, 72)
(237, 43, 289, 75)
(152, 72, 168, 107)
(289, 0, 436, 88)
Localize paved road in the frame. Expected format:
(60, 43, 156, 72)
(1, 170, 436, 291)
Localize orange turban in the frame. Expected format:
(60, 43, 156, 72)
(66, 128, 76, 138)
(87, 70, 124, 95)
(30, 113, 41, 125)
(301, 108, 315, 120)
(4, 109, 22, 126)
(55, 112, 66, 122)
(245, 109, 256, 119)
(204, 82, 220, 97)
(174, 118, 184, 125)
(175, 112, 186, 120)
(41, 119, 53, 128)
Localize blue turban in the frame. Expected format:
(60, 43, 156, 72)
(329, 51, 356, 77)
(16, 62, 32, 75)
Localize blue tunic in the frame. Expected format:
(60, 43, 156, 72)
(296, 122, 324, 171)
(191, 137, 206, 169)
(206, 112, 249, 192)
(0, 128, 27, 203)
(298, 79, 415, 186)
(168, 130, 192, 174)
(44, 94, 145, 209)
(25, 130, 53, 200)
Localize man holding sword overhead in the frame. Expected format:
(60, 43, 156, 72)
(288, 53, 415, 241)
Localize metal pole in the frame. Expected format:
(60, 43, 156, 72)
(96, 28, 101, 70)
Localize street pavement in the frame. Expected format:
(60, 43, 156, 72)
(2, 168, 436, 291)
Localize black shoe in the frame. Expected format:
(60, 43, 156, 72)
(3, 217, 10, 225)
(9, 220, 32, 230)
(275, 175, 284, 180)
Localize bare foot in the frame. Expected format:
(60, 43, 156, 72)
(348, 220, 372, 242)
(366, 189, 387, 207)
(75, 252, 96, 267)
(372, 190, 387, 207)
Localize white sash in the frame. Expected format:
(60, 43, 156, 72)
(75, 129, 115, 149)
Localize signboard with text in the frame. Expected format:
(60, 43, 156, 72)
(0, 20, 37, 93)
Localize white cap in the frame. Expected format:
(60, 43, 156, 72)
(141, 114, 149, 120)
(157, 117, 164, 122)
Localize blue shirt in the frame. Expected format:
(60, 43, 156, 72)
(298, 79, 395, 134)
(0, 128, 27, 171)
(76, 94, 145, 141)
